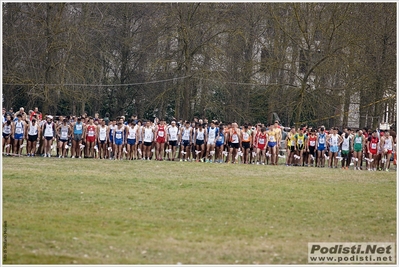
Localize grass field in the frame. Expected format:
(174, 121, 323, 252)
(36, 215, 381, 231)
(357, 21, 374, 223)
(2, 157, 396, 264)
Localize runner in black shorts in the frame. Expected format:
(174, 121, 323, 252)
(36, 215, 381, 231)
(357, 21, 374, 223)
(27, 118, 40, 157)
(224, 123, 231, 163)
(179, 121, 192, 161)
(195, 123, 206, 162)
(228, 123, 240, 163)
(2, 115, 12, 155)
(142, 121, 154, 160)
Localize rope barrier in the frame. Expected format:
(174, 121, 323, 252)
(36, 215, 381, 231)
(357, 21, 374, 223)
(2, 76, 191, 87)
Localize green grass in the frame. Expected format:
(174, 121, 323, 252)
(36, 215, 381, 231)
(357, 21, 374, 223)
(2, 157, 396, 264)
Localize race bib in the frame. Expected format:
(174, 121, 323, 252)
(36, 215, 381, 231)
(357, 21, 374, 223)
(170, 133, 177, 140)
(145, 134, 152, 140)
(61, 131, 67, 138)
(269, 136, 275, 142)
(298, 139, 303, 145)
(355, 137, 362, 144)
(183, 131, 190, 139)
(88, 130, 94, 137)
(4, 126, 11, 134)
(291, 140, 295, 146)
(197, 133, 204, 140)
(76, 125, 82, 130)
(232, 134, 238, 143)
(371, 143, 377, 149)
(243, 133, 249, 140)
(116, 133, 122, 139)
(16, 128, 22, 134)
(310, 140, 316, 146)
(342, 141, 349, 150)
(259, 138, 265, 145)
(319, 137, 325, 144)
(158, 131, 164, 137)
(332, 139, 337, 146)
(100, 131, 107, 140)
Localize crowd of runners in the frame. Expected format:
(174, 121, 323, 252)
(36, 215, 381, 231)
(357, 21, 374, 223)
(2, 107, 397, 171)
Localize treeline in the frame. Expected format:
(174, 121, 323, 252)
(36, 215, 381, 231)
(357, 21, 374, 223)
(2, 3, 396, 128)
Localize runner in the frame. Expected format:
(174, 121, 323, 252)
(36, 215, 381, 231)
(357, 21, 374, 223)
(240, 124, 252, 164)
(267, 124, 278, 165)
(37, 116, 46, 156)
(249, 124, 259, 164)
(71, 117, 84, 158)
(97, 119, 108, 159)
(93, 118, 100, 159)
(84, 118, 96, 158)
(155, 119, 167, 161)
(14, 107, 27, 122)
(136, 120, 143, 160)
(307, 129, 317, 167)
(179, 121, 192, 162)
(176, 119, 184, 160)
(273, 120, 282, 165)
(206, 121, 218, 163)
(42, 116, 56, 157)
(108, 119, 116, 160)
(54, 116, 63, 157)
(125, 120, 138, 160)
(65, 116, 73, 157)
(142, 120, 154, 160)
(360, 128, 369, 170)
(190, 121, 197, 161)
(26, 118, 40, 157)
(316, 127, 327, 168)
(294, 127, 307, 166)
(353, 129, 364, 170)
(228, 123, 240, 164)
(381, 130, 394, 171)
(2, 108, 7, 123)
(256, 127, 268, 165)
(195, 123, 207, 162)
(302, 126, 310, 165)
(57, 118, 71, 158)
(29, 107, 42, 121)
(167, 120, 179, 161)
(150, 120, 157, 160)
(366, 130, 379, 171)
(286, 126, 296, 166)
(344, 128, 353, 167)
(12, 114, 26, 156)
(327, 127, 343, 168)
(341, 130, 352, 169)
(113, 121, 125, 160)
(2, 114, 12, 156)
(215, 123, 225, 163)
(224, 123, 232, 163)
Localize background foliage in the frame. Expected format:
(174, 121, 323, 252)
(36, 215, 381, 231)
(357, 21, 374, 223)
(2, 3, 396, 127)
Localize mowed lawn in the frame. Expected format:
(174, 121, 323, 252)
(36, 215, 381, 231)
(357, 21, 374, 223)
(2, 157, 396, 264)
